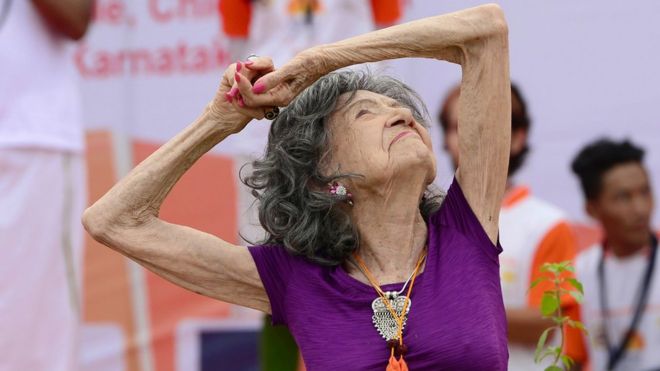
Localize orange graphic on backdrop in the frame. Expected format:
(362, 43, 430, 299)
(627, 331, 645, 350)
(133, 140, 239, 371)
(287, 0, 323, 15)
(84, 131, 140, 371)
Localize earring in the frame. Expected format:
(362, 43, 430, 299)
(329, 182, 354, 206)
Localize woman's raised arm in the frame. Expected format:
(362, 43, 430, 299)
(240, 4, 510, 244)
(82, 58, 279, 313)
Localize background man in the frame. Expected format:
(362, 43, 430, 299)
(438, 83, 579, 370)
(0, 1, 92, 370)
(566, 138, 659, 371)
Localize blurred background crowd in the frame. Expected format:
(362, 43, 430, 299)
(0, 1, 658, 370)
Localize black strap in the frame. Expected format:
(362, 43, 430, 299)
(0, 0, 12, 32)
(598, 234, 658, 371)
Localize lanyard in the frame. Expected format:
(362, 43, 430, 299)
(598, 234, 658, 371)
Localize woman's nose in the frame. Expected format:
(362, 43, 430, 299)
(386, 109, 415, 128)
(389, 118, 409, 127)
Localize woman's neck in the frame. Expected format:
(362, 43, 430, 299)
(345, 181, 429, 285)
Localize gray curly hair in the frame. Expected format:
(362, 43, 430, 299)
(242, 70, 444, 266)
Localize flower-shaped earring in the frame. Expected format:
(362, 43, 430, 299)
(329, 182, 354, 206)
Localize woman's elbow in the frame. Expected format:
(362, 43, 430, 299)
(82, 203, 156, 251)
(479, 4, 509, 37)
(81, 206, 113, 242)
(458, 4, 509, 63)
(81, 204, 132, 244)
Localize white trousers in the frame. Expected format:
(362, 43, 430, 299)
(0, 148, 86, 371)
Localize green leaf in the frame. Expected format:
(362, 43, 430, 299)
(567, 319, 587, 333)
(529, 276, 548, 291)
(545, 366, 563, 371)
(558, 261, 572, 269)
(566, 278, 584, 294)
(561, 354, 574, 369)
(538, 348, 559, 363)
(569, 290, 584, 304)
(542, 263, 560, 274)
(543, 260, 575, 274)
(534, 328, 553, 362)
(541, 293, 560, 316)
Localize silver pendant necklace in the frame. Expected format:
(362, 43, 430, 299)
(371, 292, 412, 341)
(350, 259, 417, 341)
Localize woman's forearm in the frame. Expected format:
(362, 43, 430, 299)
(311, 4, 507, 71)
(83, 106, 238, 239)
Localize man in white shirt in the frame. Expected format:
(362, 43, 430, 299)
(0, 1, 92, 370)
(439, 83, 579, 370)
(566, 138, 659, 371)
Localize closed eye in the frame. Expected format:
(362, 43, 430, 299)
(356, 109, 371, 118)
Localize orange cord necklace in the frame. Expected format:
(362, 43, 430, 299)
(353, 248, 427, 371)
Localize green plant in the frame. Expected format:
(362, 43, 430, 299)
(530, 261, 587, 371)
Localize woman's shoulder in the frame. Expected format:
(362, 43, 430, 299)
(431, 177, 472, 224)
(249, 243, 302, 262)
(430, 177, 502, 255)
(248, 243, 320, 272)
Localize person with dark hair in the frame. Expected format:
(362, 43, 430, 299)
(84, 4, 511, 369)
(439, 83, 530, 176)
(565, 138, 659, 371)
(439, 83, 578, 370)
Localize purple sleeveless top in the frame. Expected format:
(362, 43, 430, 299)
(248, 179, 508, 370)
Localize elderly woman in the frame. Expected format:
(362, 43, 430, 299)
(84, 4, 510, 370)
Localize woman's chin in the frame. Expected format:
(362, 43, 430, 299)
(396, 148, 435, 171)
(388, 156, 436, 184)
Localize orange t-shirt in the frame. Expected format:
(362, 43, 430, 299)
(218, 0, 402, 38)
(499, 186, 578, 309)
(499, 186, 579, 370)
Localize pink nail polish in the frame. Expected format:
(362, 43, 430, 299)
(252, 82, 266, 94)
(238, 96, 245, 107)
(235, 72, 241, 83)
(236, 61, 242, 72)
(229, 87, 238, 98)
(225, 92, 233, 102)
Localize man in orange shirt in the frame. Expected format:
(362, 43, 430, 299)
(438, 83, 579, 370)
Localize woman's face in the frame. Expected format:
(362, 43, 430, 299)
(325, 90, 436, 192)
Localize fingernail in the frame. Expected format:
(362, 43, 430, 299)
(225, 92, 233, 102)
(252, 82, 265, 94)
(229, 87, 238, 98)
(235, 72, 241, 83)
(244, 60, 254, 66)
(236, 61, 242, 72)
(238, 96, 245, 107)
